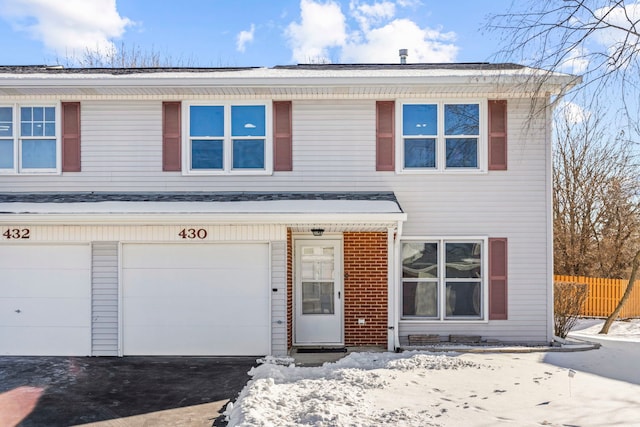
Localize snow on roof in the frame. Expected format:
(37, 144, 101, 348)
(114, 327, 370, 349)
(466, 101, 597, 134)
(1, 200, 404, 215)
(0, 192, 404, 216)
(0, 62, 577, 85)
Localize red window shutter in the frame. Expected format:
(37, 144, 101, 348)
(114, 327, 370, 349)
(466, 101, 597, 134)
(488, 100, 507, 170)
(61, 102, 81, 172)
(162, 101, 182, 172)
(376, 101, 395, 171)
(489, 238, 508, 320)
(273, 101, 292, 171)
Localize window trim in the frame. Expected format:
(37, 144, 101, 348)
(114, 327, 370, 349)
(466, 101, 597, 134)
(395, 99, 487, 174)
(182, 101, 273, 175)
(0, 102, 61, 175)
(399, 236, 489, 323)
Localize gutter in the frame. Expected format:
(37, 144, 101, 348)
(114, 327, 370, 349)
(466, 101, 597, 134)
(0, 212, 408, 226)
(0, 74, 580, 95)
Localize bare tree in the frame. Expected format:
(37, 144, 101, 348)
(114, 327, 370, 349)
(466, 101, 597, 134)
(56, 42, 198, 68)
(487, 0, 640, 331)
(600, 247, 640, 333)
(488, 1, 640, 106)
(553, 103, 640, 278)
(554, 281, 589, 338)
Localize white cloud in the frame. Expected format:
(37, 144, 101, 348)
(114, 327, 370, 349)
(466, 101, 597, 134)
(342, 18, 458, 63)
(593, 1, 640, 49)
(396, 0, 421, 7)
(285, 0, 347, 63)
(284, 0, 458, 64)
(559, 47, 590, 74)
(558, 100, 591, 124)
(236, 24, 256, 53)
(0, 0, 132, 58)
(350, 0, 395, 32)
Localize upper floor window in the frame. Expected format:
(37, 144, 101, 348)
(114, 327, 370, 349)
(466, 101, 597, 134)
(0, 105, 59, 174)
(184, 102, 271, 174)
(399, 101, 483, 172)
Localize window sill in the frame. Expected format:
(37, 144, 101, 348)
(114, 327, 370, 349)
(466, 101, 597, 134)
(182, 170, 273, 176)
(0, 171, 61, 175)
(400, 318, 488, 324)
(396, 168, 487, 175)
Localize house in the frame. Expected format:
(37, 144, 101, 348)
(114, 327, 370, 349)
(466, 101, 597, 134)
(0, 63, 577, 356)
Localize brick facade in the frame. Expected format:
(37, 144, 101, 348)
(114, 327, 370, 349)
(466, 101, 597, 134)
(343, 232, 388, 346)
(287, 230, 388, 350)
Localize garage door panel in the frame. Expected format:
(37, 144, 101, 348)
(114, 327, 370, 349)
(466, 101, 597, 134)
(124, 326, 270, 356)
(123, 269, 265, 298)
(0, 327, 90, 356)
(0, 245, 89, 269)
(124, 296, 269, 327)
(1, 269, 91, 298)
(122, 244, 267, 269)
(0, 244, 91, 356)
(122, 243, 270, 356)
(0, 298, 91, 327)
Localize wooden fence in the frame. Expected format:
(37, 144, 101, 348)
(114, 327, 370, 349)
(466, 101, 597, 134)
(554, 275, 640, 318)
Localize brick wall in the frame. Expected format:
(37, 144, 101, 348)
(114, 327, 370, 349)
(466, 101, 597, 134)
(343, 232, 388, 346)
(287, 231, 389, 350)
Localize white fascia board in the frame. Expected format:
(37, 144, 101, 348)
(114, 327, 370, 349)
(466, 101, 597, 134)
(0, 71, 580, 95)
(0, 212, 407, 225)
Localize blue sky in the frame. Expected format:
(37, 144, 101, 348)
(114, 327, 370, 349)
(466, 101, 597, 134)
(0, 0, 516, 67)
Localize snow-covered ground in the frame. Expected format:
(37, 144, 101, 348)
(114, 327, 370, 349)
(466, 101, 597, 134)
(225, 319, 640, 426)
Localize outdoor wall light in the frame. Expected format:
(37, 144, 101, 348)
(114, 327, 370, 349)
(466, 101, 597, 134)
(311, 228, 324, 236)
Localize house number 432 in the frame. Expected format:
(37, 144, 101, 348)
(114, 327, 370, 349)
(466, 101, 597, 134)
(178, 228, 207, 239)
(3, 228, 30, 239)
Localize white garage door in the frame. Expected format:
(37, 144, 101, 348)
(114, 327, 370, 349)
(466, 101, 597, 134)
(122, 243, 270, 356)
(0, 244, 91, 356)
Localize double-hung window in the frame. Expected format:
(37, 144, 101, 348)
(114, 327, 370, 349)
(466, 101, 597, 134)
(402, 239, 485, 320)
(186, 102, 271, 174)
(400, 101, 483, 171)
(0, 104, 59, 173)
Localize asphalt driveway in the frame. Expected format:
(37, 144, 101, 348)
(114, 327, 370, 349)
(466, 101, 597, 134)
(0, 356, 256, 426)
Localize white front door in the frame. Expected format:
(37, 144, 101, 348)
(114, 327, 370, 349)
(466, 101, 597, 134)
(294, 239, 343, 345)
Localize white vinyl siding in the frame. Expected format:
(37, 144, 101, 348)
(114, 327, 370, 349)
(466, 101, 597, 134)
(2, 224, 286, 242)
(91, 242, 119, 356)
(0, 97, 552, 343)
(270, 241, 287, 355)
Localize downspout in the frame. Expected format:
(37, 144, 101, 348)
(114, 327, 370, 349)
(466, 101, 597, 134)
(387, 226, 395, 351)
(387, 220, 403, 351)
(545, 92, 555, 343)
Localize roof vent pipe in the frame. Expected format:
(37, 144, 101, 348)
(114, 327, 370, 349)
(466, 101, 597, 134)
(399, 49, 408, 64)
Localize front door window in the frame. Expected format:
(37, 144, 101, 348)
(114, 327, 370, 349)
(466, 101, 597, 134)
(295, 240, 343, 344)
(301, 246, 335, 314)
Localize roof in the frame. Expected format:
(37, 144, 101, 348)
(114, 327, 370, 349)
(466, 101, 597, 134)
(0, 62, 579, 99)
(0, 192, 407, 228)
(0, 191, 401, 206)
(0, 63, 526, 75)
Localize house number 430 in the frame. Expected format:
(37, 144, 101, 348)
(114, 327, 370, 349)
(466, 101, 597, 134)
(178, 228, 207, 239)
(3, 228, 30, 239)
